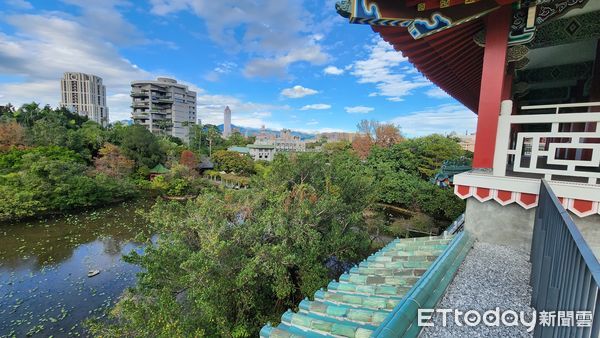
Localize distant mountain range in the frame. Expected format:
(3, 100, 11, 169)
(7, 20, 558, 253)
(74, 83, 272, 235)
(216, 124, 316, 140)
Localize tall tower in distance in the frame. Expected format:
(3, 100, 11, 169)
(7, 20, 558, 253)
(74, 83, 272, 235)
(223, 106, 232, 138)
(60, 72, 109, 126)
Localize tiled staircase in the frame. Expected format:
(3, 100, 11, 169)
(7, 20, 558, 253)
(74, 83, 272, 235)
(260, 235, 459, 338)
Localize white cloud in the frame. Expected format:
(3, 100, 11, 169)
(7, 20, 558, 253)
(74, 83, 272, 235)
(323, 66, 344, 75)
(150, 0, 329, 78)
(345, 106, 374, 114)
(351, 37, 429, 99)
(294, 127, 348, 134)
(196, 90, 287, 129)
(204, 61, 237, 81)
(59, 0, 151, 47)
(300, 103, 331, 110)
(306, 119, 319, 126)
(425, 87, 451, 99)
(0, 11, 151, 121)
(389, 104, 476, 137)
(386, 97, 403, 102)
(6, 0, 33, 9)
(280, 85, 318, 99)
(244, 35, 328, 77)
(252, 111, 272, 118)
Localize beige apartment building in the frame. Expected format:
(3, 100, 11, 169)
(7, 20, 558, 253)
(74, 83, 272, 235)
(256, 128, 306, 152)
(457, 133, 476, 152)
(60, 72, 109, 126)
(130, 77, 197, 142)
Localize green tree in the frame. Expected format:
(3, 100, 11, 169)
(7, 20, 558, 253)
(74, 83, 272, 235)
(212, 150, 254, 175)
(225, 131, 252, 147)
(369, 134, 465, 179)
(188, 123, 203, 153)
(27, 118, 68, 147)
(88, 151, 375, 337)
(120, 125, 166, 169)
(106, 122, 130, 145)
(0, 146, 137, 221)
(0, 103, 15, 120)
(203, 124, 224, 156)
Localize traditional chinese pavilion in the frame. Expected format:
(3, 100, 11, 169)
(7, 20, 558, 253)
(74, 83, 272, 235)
(335, 0, 600, 251)
(261, 1, 600, 336)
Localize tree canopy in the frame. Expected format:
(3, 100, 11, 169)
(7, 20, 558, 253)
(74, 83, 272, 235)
(88, 151, 376, 337)
(212, 150, 255, 175)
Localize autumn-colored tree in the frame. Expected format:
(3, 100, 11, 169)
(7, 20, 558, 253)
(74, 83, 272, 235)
(94, 143, 134, 178)
(352, 134, 373, 160)
(179, 150, 198, 169)
(375, 123, 403, 148)
(0, 121, 26, 149)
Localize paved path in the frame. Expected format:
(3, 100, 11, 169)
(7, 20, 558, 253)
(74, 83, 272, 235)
(420, 241, 534, 338)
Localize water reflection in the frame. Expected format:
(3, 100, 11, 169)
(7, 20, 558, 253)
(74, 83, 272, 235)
(0, 200, 153, 337)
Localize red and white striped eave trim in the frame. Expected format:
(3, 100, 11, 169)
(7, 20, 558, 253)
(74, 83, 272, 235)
(454, 185, 600, 218)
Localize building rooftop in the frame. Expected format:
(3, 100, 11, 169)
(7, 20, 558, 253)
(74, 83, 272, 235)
(248, 144, 276, 149)
(228, 146, 250, 154)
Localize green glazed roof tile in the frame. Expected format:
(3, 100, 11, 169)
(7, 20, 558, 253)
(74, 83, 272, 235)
(261, 235, 456, 337)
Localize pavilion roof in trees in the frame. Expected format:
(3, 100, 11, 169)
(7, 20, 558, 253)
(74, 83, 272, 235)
(149, 163, 169, 174)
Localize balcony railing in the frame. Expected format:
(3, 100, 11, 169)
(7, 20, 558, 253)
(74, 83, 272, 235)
(130, 91, 149, 97)
(494, 101, 600, 185)
(131, 101, 150, 108)
(132, 112, 149, 119)
(530, 180, 600, 337)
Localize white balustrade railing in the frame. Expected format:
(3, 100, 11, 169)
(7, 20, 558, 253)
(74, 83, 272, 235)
(493, 101, 600, 185)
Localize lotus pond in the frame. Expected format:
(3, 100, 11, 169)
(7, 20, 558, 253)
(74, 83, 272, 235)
(0, 199, 154, 337)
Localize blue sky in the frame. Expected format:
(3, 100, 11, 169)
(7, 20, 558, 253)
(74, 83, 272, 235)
(0, 0, 477, 136)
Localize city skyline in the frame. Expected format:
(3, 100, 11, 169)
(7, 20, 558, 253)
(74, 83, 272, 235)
(0, 0, 477, 136)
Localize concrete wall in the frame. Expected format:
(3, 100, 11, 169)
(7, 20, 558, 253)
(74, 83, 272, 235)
(465, 199, 600, 257)
(465, 198, 535, 253)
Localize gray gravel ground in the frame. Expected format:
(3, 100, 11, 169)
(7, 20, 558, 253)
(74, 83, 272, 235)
(420, 241, 534, 338)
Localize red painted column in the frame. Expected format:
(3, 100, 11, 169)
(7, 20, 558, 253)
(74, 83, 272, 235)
(472, 6, 512, 169)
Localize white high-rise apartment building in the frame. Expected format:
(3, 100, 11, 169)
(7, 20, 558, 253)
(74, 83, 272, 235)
(60, 72, 109, 126)
(130, 77, 197, 142)
(223, 106, 232, 138)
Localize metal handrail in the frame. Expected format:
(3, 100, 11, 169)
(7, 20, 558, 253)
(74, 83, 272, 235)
(530, 180, 600, 337)
(445, 213, 465, 235)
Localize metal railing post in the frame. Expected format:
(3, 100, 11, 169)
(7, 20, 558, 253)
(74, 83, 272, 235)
(530, 180, 600, 337)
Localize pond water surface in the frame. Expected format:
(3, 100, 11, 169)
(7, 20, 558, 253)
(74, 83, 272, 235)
(0, 200, 153, 337)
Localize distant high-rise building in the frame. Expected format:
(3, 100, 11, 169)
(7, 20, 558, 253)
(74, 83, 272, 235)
(223, 106, 232, 138)
(60, 72, 109, 126)
(130, 77, 197, 142)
